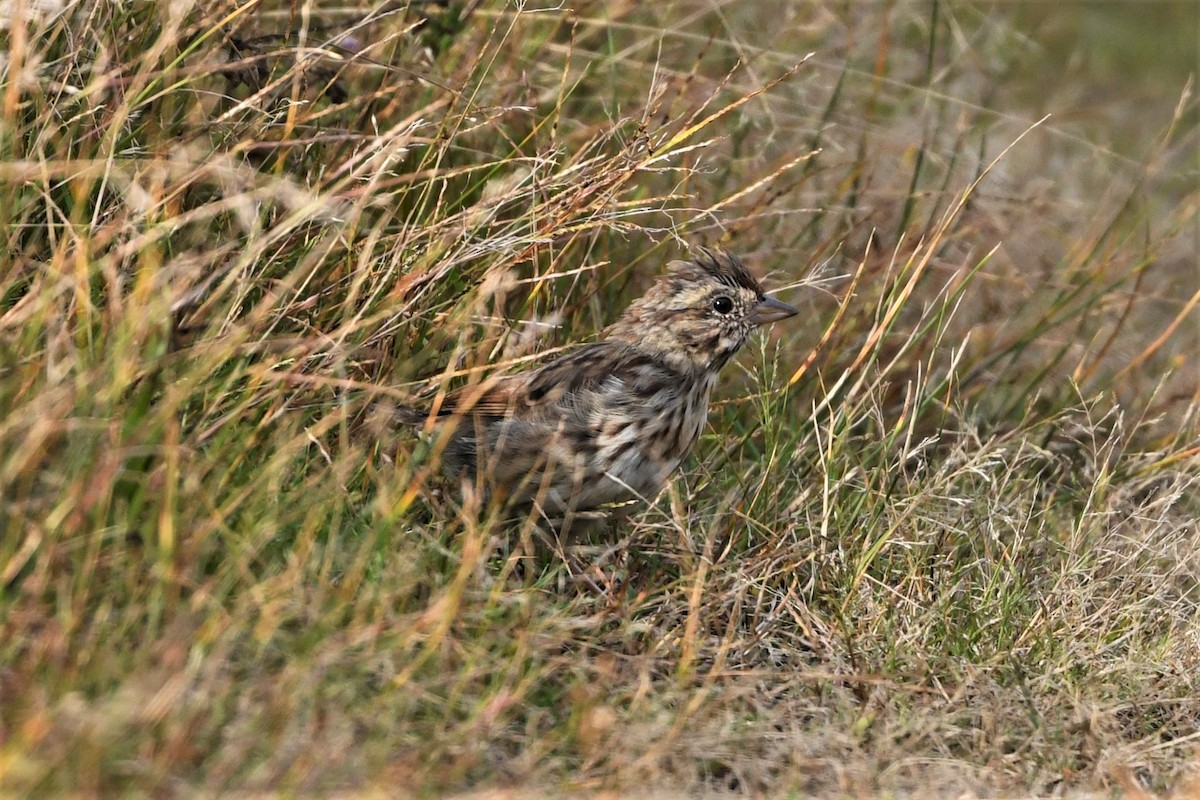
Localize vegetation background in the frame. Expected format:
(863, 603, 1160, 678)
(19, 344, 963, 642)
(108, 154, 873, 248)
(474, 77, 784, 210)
(1, 0, 1197, 796)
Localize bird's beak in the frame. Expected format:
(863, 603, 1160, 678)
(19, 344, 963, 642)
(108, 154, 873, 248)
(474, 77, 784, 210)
(749, 295, 799, 326)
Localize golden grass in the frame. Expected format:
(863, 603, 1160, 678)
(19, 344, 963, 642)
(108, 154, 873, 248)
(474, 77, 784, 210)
(1, 1, 1197, 797)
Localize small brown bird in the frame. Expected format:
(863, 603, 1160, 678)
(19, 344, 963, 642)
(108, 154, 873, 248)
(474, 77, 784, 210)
(402, 248, 797, 525)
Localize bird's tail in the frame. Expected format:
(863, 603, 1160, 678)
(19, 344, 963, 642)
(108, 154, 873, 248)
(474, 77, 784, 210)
(352, 395, 432, 431)
(391, 402, 432, 426)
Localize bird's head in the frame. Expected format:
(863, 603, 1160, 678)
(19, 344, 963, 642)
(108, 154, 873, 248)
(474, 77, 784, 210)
(606, 248, 798, 373)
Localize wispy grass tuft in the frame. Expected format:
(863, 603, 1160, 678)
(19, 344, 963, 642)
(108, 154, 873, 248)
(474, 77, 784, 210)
(2, 1, 1198, 797)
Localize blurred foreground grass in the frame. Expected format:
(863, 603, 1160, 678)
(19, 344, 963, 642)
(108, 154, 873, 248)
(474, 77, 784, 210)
(1, 1, 1198, 797)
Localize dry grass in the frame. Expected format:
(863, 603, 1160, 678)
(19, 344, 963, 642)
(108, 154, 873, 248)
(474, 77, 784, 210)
(1, 1, 1198, 797)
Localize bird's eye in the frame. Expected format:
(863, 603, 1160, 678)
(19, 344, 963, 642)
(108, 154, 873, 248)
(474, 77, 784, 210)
(711, 296, 734, 314)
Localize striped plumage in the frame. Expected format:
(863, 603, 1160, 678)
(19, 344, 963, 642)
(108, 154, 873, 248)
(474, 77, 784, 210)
(402, 248, 797, 522)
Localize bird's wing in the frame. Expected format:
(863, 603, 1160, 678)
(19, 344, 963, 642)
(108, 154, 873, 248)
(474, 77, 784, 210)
(431, 341, 671, 420)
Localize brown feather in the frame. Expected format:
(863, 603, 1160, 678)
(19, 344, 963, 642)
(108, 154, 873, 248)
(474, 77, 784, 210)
(395, 247, 797, 523)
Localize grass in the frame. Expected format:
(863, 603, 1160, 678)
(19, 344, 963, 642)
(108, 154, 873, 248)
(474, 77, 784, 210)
(2, 0, 1198, 797)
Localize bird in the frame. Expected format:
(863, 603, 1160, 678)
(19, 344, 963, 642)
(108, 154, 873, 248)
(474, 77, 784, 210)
(398, 247, 798, 528)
